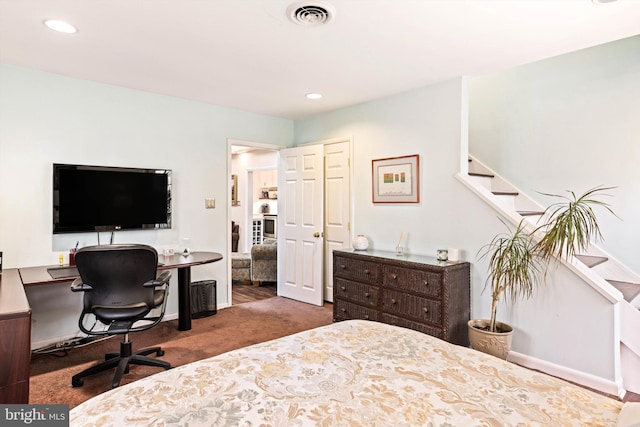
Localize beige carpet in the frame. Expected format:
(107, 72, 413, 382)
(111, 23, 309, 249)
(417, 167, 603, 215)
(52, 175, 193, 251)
(29, 297, 333, 408)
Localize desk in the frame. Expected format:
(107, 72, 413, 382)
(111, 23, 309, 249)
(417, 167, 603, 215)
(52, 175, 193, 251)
(19, 251, 223, 331)
(157, 252, 223, 330)
(0, 269, 32, 403)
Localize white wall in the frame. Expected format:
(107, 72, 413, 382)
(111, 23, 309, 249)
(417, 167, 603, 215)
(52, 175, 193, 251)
(469, 35, 640, 273)
(294, 77, 618, 388)
(0, 63, 293, 347)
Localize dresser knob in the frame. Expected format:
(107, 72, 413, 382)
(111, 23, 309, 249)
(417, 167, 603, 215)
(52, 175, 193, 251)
(341, 286, 346, 291)
(364, 269, 369, 274)
(364, 315, 369, 320)
(423, 307, 429, 313)
(391, 299, 396, 304)
(392, 274, 397, 280)
(341, 264, 346, 269)
(364, 292, 370, 298)
(341, 308, 346, 312)
(423, 280, 429, 286)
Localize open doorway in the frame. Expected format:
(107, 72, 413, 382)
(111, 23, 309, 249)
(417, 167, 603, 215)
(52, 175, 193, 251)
(228, 139, 283, 306)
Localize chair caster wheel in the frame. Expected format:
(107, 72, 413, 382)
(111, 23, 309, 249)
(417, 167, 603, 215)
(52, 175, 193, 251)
(72, 378, 84, 387)
(157, 350, 165, 356)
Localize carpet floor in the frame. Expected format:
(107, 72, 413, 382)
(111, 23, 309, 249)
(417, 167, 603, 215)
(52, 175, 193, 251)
(29, 296, 333, 408)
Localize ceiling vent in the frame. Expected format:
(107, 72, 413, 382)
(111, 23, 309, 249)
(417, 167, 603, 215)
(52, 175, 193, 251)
(287, 1, 335, 26)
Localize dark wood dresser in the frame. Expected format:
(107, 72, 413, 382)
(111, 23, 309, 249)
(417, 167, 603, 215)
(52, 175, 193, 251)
(333, 249, 470, 346)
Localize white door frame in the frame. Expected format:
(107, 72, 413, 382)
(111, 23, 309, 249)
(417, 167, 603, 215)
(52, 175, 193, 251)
(227, 137, 353, 307)
(227, 138, 285, 307)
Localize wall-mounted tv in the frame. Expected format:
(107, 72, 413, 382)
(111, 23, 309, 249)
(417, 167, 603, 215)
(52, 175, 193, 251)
(53, 163, 172, 234)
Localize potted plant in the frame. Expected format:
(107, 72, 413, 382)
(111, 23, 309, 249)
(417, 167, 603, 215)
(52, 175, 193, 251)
(469, 186, 615, 359)
(469, 218, 545, 359)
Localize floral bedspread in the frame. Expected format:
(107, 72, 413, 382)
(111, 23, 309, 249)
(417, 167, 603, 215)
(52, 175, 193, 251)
(70, 320, 622, 426)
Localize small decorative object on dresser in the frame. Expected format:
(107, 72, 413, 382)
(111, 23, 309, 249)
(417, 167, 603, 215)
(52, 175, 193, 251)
(333, 248, 470, 346)
(352, 235, 369, 251)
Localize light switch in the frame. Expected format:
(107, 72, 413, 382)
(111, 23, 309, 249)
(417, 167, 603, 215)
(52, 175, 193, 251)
(205, 198, 215, 209)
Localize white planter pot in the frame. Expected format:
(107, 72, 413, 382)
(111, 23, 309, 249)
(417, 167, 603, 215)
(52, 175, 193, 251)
(468, 319, 513, 360)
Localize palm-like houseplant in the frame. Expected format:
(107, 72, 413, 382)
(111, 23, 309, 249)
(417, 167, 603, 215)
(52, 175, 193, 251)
(469, 186, 615, 359)
(534, 186, 616, 263)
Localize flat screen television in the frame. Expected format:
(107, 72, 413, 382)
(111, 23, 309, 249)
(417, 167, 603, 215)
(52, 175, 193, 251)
(53, 163, 172, 234)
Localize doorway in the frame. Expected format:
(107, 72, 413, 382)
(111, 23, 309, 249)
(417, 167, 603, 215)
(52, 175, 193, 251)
(228, 139, 283, 306)
(227, 137, 352, 307)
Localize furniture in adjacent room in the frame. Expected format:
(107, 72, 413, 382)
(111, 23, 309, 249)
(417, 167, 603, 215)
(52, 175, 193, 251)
(252, 218, 263, 245)
(231, 221, 239, 252)
(69, 320, 629, 426)
(231, 252, 251, 282)
(0, 269, 31, 404)
(251, 237, 277, 284)
(333, 248, 471, 346)
(70, 244, 172, 388)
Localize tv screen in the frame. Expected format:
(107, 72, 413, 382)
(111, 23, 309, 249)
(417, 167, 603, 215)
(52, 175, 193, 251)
(53, 163, 172, 234)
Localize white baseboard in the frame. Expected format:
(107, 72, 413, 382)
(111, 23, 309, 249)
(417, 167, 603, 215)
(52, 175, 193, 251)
(508, 350, 626, 399)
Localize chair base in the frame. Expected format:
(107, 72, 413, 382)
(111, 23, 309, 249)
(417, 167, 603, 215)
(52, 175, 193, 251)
(71, 339, 171, 389)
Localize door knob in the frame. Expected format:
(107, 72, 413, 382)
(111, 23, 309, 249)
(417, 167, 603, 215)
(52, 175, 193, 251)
(313, 231, 321, 238)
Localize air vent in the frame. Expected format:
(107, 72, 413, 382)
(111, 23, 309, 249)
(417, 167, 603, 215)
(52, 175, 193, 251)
(287, 1, 335, 26)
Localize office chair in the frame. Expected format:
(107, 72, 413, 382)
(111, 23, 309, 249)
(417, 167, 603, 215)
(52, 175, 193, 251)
(70, 244, 172, 388)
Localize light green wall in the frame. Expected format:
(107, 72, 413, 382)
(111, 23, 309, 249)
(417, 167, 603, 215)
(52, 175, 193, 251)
(0, 63, 293, 346)
(470, 35, 640, 273)
(294, 76, 618, 385)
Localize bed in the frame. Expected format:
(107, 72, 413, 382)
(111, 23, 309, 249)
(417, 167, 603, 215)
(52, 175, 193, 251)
(70, 320, 636, 426)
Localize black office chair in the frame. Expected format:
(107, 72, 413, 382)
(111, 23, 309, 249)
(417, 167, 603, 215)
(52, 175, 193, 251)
(70, 244, 172, 388)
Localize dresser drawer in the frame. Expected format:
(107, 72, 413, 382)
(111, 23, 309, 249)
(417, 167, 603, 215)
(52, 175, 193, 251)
(382, 290, 441, 325)
(334, 299, 380, 322)
(334, 278, 378, 307)
(381, 314, 443, 339)
(334, 256, 380, 285)
(383, 265, 442, 298)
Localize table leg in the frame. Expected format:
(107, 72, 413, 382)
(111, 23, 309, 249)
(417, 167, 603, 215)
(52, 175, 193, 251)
(177, 266, 192, 331)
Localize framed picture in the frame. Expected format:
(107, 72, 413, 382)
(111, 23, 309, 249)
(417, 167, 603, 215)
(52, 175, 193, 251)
(231, 174, 239, 206)
(372, 154, 420, 203)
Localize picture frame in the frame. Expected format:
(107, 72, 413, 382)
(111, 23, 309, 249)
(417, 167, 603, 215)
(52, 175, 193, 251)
(372, 154, 420, 203)
(231, 174, 239, 206)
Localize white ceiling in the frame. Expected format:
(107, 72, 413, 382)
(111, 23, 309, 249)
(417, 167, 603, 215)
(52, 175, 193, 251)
(1, 0, 639, 120)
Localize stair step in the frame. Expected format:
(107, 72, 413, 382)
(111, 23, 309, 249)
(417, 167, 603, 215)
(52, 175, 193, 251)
(606, 280, 640, 303)
(575, 255, 608, 268)
(517, 210, 545, 217)
(492, 191, 519, 196)
(469, 172, 495, 178)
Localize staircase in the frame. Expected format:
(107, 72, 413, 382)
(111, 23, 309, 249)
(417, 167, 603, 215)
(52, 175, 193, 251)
(459, 155, 640, 395)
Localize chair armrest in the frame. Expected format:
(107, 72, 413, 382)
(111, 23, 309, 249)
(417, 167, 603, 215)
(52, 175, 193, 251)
(251, 244, 277, 261)
(144, 270, 172, 287)
(70, 278, 92, 292)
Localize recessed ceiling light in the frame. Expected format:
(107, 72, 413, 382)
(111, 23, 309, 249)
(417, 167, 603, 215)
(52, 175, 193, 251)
(591, 0, 618, 3)
(43, 19, 78, 34)
(306, 93, 323, 100)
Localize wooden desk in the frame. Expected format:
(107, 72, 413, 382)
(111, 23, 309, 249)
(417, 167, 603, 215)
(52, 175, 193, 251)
(20, 251, 223, 331)
(0, 269, 32, 403)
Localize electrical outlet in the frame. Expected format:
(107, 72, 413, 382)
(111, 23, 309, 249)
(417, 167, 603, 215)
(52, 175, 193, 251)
(205, 198, 215, 209)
